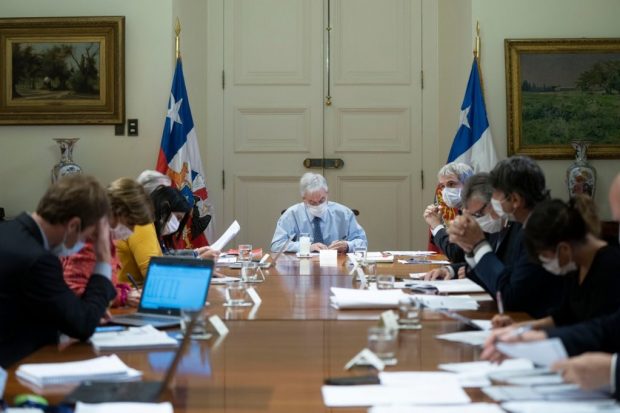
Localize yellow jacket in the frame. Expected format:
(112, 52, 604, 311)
(115, 223, 162, 284)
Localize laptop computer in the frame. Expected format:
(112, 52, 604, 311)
(62, 311, 199, 404)
(111, 256, 213, 328)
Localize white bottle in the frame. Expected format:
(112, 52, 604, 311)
(299, 233, 311, 256)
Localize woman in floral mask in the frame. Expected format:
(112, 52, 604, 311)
(492, 195, 620, 330)
(62, 178, 153, 307)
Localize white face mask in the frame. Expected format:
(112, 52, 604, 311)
(475, 213, 503, 234)
(111, 223, 133, 240)
(162, 214, 180, 235)
(307, 202, 327, 218)
(491, 197, 517, 222)
(51, 226, 85, 257)
(442, 187, 462, 208)
(539, 246, 578, 276)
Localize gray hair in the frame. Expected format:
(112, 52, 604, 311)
(136, 170, 171, 195)
(437, 162, 474, 184)
(300, 173, 328, 196)
(462, 172, 493, 204)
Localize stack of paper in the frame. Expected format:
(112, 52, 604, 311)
(90, 325, 179, 351)
(436, 330, 491, 346)
(496, 338, 568, 367)
(407, 279, 485, 294)
(329, 287, 408, 310)
(439, 359, 535, 387)
(501, 400, 620, 413)
(322, 372, 470, 407)
(414, 294, 479, 311)
(16, 355, 141, 387)
(76, 401, 173, 413)
(483, 383, 611, 402)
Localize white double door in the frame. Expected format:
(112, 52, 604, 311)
(217, 0, 424, 251)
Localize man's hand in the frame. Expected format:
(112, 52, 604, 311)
(99, 309, 112, 325)
(552, 353, 613, 391)
(448, 215, 485, 253)
(195, 246, 221, 260)
(328, 240, 348, 253)
(424, 267, 453, 281)
(457, 265, 467, 279)
(311, 242, 328, 251)
(423, 204, 443, 229)
(491, 314, 514, 328)
(481, 326, 548, 363)
(94, 216, 112, 264)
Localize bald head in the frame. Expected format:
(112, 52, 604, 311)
(610, 173, 620, 221)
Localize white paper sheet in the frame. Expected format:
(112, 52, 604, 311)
(414, 294, 480, 311)
(484, 384, 611, 402)
(385, 251, 437, 256)
(75, 402, 174, 413)
(497, 338, 568, 367)
(90, 325, 178, 351)
(210, 220, 240, 251)
(320, 249, 338, 266)
(329, 287, 408, 309)
(370, 403, 505, 413)
(501, 400, 620, 413)
(407, 279, 485, 293)
(439, 359, 535, 387)
(436, 330, 491, 346)
(322, 372, 470, 407)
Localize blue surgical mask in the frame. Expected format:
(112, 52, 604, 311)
(51, 225, 85, 257)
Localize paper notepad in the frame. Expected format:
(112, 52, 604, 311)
(90, 325, 179, 351)
(16, 355, 140, 387)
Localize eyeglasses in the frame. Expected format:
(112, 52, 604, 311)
(470, 203, 488, 218)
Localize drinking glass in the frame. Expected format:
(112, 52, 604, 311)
(238, 244, 252, 263)
(224, 283, 251, 307)
(367, 326, 397, 362)
(398, 297, 422, 329)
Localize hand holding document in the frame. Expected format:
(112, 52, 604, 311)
(210, 220, 240, 251)
(496, 338, 568, 367)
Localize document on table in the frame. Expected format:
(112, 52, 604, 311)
(322, 372, 470, 407)
(210, 220, 240, 251)
(483, 384, 611, 402)
(385, 251, 437, 256)
(90, 325, 179, 351)
(497, 338, 568, 367)
(414, 294, 480, 311)
(438, 359, 535, 388)
(407, 279, 485, 293)
(436, 330, 491, 347)
(347, 252, 394, 263)
(211, 276, 241, 285)
(75, 401, 174, 413)
(329, 287, 408, 310)
(369, 404, 505, 413)
(16, 355, 140, 387)
(500, 400, 620, 413)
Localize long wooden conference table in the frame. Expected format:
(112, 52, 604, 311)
(5, 254, 527, 412)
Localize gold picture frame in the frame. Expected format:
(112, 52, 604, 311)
(0, 16, 124, 125)
(505, 38, 620, 159)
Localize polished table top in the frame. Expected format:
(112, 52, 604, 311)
(5, 254, 527, 412)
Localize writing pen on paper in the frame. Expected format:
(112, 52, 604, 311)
(126, 273, 140, 290)
(496, 291, 505, 315)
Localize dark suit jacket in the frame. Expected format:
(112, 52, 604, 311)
(0, 213, 116, 368)
(469, 221, 565, 318)
(432, 227, 465, 263)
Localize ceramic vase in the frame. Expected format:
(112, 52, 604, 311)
(51, 138, 82, 183)
(566, 141, 596, 198)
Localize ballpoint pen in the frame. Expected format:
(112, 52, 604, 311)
(496, 291, 505, 315)
(126, 273, 140, 290)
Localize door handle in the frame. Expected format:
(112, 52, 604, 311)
(303, 158, 324, 168)
(324, 158, 344, 169)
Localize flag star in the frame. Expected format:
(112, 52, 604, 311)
(459, 106, 471, 129)
(167, 93, 183, 132)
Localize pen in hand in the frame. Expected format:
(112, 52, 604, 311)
(126, 273, 140, 290)
(496, 291, 504, 315)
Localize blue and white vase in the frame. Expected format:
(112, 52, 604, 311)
(51, 138, 82, 183)
(566, 141, 596, 198)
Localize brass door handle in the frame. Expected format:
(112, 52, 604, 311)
(324, 158, 344, 169)
(303, 158, 324, 168)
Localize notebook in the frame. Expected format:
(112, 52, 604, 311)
(63, 312, 199, 404)
(111, 256, 213, 328)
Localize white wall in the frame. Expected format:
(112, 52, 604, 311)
(0, 0, 176, 217)
(470, 0, 620, 219)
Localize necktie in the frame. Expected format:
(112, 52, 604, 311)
(312, 216, 324, 244)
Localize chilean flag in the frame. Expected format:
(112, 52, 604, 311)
(156, 58, 212, 248)
(447, 58, 498, 172)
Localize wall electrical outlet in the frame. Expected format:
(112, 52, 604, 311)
(128, 119, 139, 136)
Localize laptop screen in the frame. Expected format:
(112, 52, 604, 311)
(140, 257, 213, 312)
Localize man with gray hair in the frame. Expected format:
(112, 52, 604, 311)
(271, 173, 367, 253)
(423, 162, 474, 261)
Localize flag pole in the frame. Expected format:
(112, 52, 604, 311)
(474, 21, 485, 95)
(175, 17, 181, 60)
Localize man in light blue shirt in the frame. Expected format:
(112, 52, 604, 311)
(271, 173, 368, 253)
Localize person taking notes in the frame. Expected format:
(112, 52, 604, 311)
(271, 173, 367, 253)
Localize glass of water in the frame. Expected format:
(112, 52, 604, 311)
(180, 308, 211, 339)
(224, 283, 251, 307)
(238, 244, 252, 263)
(367, 326, 397, 362)
(354, 246, 367, 262)
(398, 297, 422, 329)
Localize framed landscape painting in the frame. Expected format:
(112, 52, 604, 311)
(505, 38, 620, 159)
(0, 16, 124, 124)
